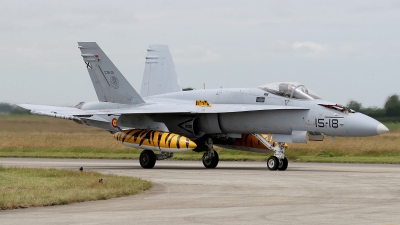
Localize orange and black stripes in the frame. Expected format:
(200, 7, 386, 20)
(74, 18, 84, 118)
(234, 134, 273, 150)
(114, 129, 196, 152)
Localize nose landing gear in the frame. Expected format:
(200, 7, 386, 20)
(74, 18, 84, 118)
(252, 133, 289, 171)
(267, 156, 288, 170)
(266, 142, 288, 171)
(278, 157, 288, 171)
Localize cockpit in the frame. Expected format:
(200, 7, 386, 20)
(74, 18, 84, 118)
(258, 82, 321, 100)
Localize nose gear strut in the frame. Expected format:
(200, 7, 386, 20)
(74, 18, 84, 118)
(252, 134, 288, 171)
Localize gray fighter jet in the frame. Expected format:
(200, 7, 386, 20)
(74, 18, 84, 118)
(19, 42, 389, 171)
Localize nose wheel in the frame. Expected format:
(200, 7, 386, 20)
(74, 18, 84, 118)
(278, 157, 288, 171)
(267, 156, 288, 171)
(251, 135, 289, 171)
(267, 156, 279, 170)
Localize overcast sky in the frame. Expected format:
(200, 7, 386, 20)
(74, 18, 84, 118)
(1, 0, 399, 108)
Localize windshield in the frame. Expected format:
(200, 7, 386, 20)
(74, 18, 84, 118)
(258, 82, 321, 100)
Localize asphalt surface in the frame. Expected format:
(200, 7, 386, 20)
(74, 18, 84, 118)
(1, 158, 400, 225)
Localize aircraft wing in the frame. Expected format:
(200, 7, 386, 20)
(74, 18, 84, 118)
(179, 104, 308, 114)
(19, 103, 308, 117)
(18, 104, 191, 117)
(19, 104, 92, 115)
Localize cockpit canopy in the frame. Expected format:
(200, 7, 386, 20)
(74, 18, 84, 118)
(258, 82, 321, 100)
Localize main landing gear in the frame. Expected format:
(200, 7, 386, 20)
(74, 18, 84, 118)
(139, 150, 173, 169)
(201, 137, 219, 169)
(138, 148, 219, 169)
(139, 150, 156, 168)
(202, 150, 219, 168)
(267, 142, 288, 171)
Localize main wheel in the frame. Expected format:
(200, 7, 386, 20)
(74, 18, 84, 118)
(139, 150, 156, 169)
(267, 156, 279, 170)
(202, 151, 219, 168)
(278, 157, 288, 171)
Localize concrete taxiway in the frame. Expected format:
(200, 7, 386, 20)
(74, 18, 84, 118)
(1, 158, 400, 225)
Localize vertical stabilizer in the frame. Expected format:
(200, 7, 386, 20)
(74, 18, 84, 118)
(140, 45, 182, 97)
(78, 42, 145, 105)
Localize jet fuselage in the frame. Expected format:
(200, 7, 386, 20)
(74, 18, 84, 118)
(79, 87, 385, 139)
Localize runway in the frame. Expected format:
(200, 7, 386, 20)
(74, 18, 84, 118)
(1, 158, 400, 225)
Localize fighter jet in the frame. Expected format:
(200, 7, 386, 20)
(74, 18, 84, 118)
(19, 42, 389, 171)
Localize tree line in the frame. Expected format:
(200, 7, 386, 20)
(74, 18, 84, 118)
(347, 94, 400, 123)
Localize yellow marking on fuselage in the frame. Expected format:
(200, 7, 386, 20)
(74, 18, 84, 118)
(195, 100, 211, 107)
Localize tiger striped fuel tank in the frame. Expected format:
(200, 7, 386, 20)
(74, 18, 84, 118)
(113, 129, 197, 152)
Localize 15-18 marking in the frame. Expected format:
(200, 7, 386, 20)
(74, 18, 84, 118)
(315, 119, 339, 128)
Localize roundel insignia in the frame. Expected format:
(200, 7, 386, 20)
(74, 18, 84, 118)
(112, 118, 118, 128)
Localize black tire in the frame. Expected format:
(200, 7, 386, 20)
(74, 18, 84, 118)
(202, 151, 219, 168)
(278, 157, 288, 171)
(139, 150, 156, 169)
(267, 156, 279, 170)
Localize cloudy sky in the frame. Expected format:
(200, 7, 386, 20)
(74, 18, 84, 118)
(1, 0, 399, 107)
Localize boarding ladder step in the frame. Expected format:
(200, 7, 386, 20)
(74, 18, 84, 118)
(251, 133, 274, 151)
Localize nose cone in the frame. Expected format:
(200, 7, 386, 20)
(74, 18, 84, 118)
(377, 123, 389, 135)
(345, 113, 389, 137)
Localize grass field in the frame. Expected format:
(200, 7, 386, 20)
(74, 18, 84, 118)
(0, 166, 151, 209)
(1, 115, 400, 163)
